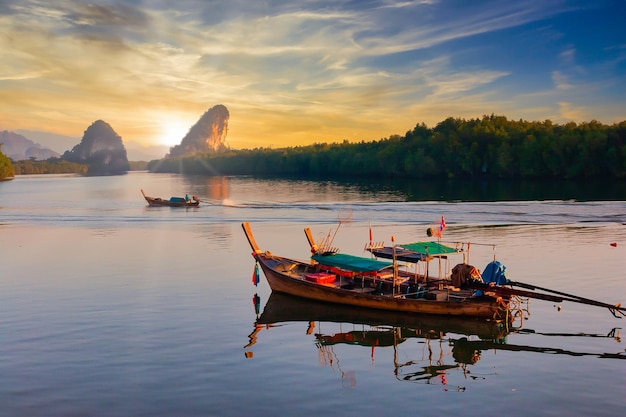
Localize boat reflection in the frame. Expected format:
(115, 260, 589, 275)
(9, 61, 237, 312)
(245, 293, 623, 388)
(245, 292, 515, 387)
(316, 325, 486, 388)
(251, 291, 511, 333)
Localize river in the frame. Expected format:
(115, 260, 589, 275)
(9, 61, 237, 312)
(1, 172, 624, 417)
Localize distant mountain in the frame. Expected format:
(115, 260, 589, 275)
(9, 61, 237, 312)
(62, 120, 130, 175)
(14, 129, 167, 161)
(168, 104, 229, 157)
(14, 129, 78, 155)
(0, 130, 61, 160)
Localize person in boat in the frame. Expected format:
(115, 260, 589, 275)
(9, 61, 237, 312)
(185, 194, 190, 202)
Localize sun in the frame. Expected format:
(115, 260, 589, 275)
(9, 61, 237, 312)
(154, 117, 192, 147)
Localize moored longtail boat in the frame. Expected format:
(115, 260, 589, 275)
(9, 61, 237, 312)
(242, 222, 513, 321)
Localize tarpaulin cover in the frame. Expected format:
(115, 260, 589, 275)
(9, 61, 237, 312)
(397, 241, 459, 256)
(367, 246, 426, 262)
(312, 253, 392, 272)
(481, 261, 508, 285)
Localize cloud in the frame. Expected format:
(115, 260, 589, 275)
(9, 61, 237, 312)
(552, 71, 574, 90)
(0, 71, 46, 81)
(559, 47, 576, 64)
(0, 0, 622, 148)
(558, 102, 586, 121)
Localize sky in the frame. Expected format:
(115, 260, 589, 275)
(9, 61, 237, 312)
(1, 0, 625, 153)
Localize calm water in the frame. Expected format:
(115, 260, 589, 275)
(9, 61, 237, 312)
(1, 172, 625, 417)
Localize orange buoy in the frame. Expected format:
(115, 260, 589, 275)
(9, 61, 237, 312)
(610, 242, 617, 247)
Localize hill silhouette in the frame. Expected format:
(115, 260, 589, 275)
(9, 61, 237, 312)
(0, 130, 60, 160)
(168, 104, 229, 157)
(62, 120, 130, 175)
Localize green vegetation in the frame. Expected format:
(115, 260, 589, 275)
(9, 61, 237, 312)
(5, 158, 146, 175)
(148, 115, 626, 179)
(0, 144, 15, 180)
(11, 158, 88, 175)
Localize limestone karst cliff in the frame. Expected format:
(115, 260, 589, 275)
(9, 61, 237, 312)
(168, 104, 229, 157)
(62, 120, 130, 175)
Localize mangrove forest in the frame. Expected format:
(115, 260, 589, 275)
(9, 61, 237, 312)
(148, 115, 626, 180)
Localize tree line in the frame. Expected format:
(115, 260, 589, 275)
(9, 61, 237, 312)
(4, 115, 625, 180)
(0, 144, 15, 180)
(1, 157, 147, 177)
(1, 144, 90, 178)
(147, 115, 626, 180)
(10, 158, 88, 175)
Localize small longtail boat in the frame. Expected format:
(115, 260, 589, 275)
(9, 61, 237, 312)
(242, 222, 514, 321)
(141, 189, 200, 207)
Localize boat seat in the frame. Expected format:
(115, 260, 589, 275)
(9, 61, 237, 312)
(377, 273, 408, 285)
(277, 263, 297, 273)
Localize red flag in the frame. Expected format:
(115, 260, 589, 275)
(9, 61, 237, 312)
(369, 225, 373, 243)
(252, 263, 260, 286)
(439, 216, 446, 231)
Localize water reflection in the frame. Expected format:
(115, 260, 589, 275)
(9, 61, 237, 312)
(206, 176, 229, 200)
(243, 176, 626, 202)
(245, 292, 513, 389)
(181, 175, 231, 201)
(245, 292, 624, 389)
(315, 325, 486, 390)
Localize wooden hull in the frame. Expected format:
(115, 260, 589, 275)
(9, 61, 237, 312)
(254, 251, 510, 320)
(257, 292, 508, 339)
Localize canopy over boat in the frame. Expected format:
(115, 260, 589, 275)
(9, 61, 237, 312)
(368, 241, 461, 262)
(312, 252, 391, 272)
(398, 241, 460, 255)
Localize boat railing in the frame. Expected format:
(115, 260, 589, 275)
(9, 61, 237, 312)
(364, 241, 386, 251)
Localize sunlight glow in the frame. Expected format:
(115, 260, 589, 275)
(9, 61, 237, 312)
(154, 117, 192, 147)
